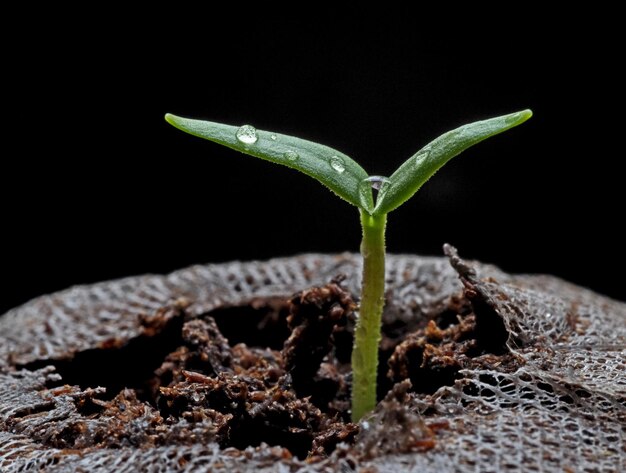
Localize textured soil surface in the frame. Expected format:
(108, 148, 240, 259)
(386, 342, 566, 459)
(1, 247, 624, 472)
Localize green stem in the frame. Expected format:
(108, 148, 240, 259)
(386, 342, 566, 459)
(351, 209, 387, 422)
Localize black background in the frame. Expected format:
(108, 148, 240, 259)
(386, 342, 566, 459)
(3, 12, 624, 315)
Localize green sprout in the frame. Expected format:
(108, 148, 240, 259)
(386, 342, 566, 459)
(164, 109, 532, 421)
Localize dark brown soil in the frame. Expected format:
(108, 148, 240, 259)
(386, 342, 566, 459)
(3, 251, 623, 471)
(7, 274, 510, 463)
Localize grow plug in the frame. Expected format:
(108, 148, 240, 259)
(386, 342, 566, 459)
(165, 109, 532, 421)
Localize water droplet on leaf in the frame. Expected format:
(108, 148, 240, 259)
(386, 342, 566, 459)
(358, 176, 391, 210)
(330, 156, 346, 173)
(236, 125, 258, 145)
(284, 150, 299, 162)
(414, 147, 431, 166)
(270, 134, 277, 141)
(364, 176, 390, 191)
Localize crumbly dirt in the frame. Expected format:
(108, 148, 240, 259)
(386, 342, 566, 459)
(3, 251, 623, 471)
(151, 279, 365, 460)
(1, 277, 512, 463)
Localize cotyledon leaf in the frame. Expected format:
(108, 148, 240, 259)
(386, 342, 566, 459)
(165, 114, 374, 212)
(373, 109, 533, 216)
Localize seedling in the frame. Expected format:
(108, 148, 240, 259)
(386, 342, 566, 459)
(165, 109, 532, 421)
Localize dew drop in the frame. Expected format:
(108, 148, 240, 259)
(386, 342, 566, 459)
(330, 156, 346, 173)
(236, 125, 258, 145)
(284, 150, 299, 162)
(414, 147, 431, 166)
(358, 175, 391, 209)
(363, 175, 390, 191)
(270, 134, 277, 141)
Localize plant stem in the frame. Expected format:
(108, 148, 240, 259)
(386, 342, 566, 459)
(351, 209, 387, 422)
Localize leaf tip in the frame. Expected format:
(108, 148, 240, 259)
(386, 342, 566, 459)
(519, 108, 533, 121)
(164, 113, 190, 133)
(164, 113, 178, 125)
(502, 109, 533, 129)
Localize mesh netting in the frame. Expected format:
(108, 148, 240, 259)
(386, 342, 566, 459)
(1, 250, 624, 472)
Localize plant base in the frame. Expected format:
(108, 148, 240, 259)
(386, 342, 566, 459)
(1, 249, 624, 471)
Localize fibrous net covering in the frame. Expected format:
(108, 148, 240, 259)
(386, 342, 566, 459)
(1, 250, 624, 472)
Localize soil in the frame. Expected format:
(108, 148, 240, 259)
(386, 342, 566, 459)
(1, 249, 624, 472)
